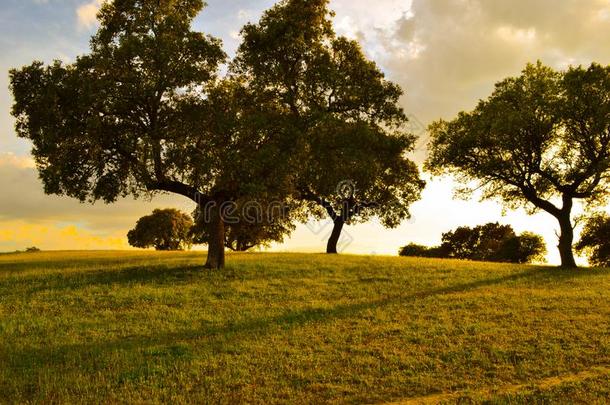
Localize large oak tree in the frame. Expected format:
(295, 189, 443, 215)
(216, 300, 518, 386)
(426, 62, 610, 268)
(233, 0, 424, 253)
(10, 0, 296, 269)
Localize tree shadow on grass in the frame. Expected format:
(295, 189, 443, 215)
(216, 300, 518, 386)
(0, 254, 199, 275)
(0, 263, 213, 296)
(7, 254, 606, 297)
(4, 265, 609, 374)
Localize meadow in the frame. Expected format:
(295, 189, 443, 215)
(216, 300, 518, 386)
(0, 251, 609, 403)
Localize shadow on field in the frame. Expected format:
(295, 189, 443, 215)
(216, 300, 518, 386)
(0, 254, 199, 276)
(4, 255, 603, 297)
(4, 263, 207, 296)
(3, 265, 608, 372)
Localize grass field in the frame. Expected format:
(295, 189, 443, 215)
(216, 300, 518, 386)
(1, 251, 609, 403)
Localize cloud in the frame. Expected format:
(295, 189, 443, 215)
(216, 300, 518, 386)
(0, 153, 35, 169)
(378, 0, 610, 125)
(77, 0, 104, 29)
(0, 153, 196, 236)
(330, 0, 413, 57)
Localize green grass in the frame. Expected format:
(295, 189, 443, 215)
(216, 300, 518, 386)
(0, 251, 609, 403)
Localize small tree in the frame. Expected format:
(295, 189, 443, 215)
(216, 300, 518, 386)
(441, 223, 516, 261)
(128, 209, 194, 251)
(427, 62, 610, 268)
(233, 0, 424, 254)
(576, 214, 610, 267)
(498, 232, 547, 264)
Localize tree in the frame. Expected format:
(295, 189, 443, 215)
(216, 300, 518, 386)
(576, 213, 610, 267)
(400, 223, 546, 264)
(440, 224, 499, 261)
(233, 0, 425, 254)
(440, 223, 515, 261)
(9, 0, 296, 269)
(498, 232, 547, 264)
(427, 62, 610, 268)
(128, 209, 193, 251)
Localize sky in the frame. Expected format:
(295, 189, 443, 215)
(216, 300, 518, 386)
(1, 0, 610, 263)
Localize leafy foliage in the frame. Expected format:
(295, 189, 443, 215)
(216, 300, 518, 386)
(127, 209, 194, 251)
(576, 214, 610, 267)
(400, 223, 547, 264)
(10, 0, 226, 203)
(398, 243, 448, 259)
(191, 200, 301, 252)
(233, 0, 424, 252)
(426, 62, 610, 267)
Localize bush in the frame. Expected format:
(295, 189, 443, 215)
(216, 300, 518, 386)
(128, 209, 194, 251)
(400, 223, 546, 264)
(399, 243, 447, 258)
(498, 232, 547, 264)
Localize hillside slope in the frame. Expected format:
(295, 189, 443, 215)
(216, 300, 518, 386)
(1, 251, 609, 403)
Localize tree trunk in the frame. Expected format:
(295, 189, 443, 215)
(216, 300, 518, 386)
(556, 210, 577, 269)
(205, 204, 225, 269)
(326, 218, 345, 254)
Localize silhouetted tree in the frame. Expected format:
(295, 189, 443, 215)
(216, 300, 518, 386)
(233, 0, 424, 254)
(128, 209, 194, 251)
(576, 214, 610, 267)
(497, 232, 547, 264)
(427, 62, 610, 268)
(442, 223, 516, 261)
(10, 0, 296, 269)
(398, 243, 448, 258)
(400, 223, 546, 264)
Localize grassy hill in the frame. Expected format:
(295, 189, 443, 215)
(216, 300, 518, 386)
(1, 251, 609, 403)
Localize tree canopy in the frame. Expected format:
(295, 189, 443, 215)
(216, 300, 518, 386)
(233, 0, 424, 253)
(10, 0, 426, 266)
(426, 62, 610, 268)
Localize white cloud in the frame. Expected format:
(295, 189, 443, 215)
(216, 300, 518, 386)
(380, 0, 610, 126)
(330, 0, 414, 58)
(77, 0, 104, 30)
